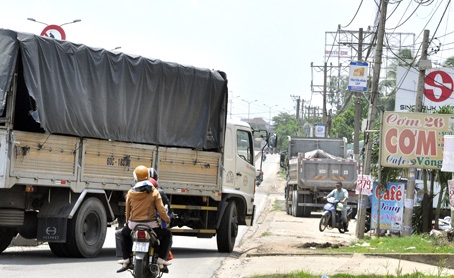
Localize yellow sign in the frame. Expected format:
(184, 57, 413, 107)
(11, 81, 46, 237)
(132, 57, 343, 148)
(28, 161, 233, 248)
(380, 111, 454, 169)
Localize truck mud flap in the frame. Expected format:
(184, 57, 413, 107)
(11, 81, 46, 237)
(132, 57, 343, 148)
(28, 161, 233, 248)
(37, 217, 67, 243)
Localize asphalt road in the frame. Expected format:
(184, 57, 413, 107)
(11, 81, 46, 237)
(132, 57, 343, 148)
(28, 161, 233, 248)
(0, 154, 275, 278)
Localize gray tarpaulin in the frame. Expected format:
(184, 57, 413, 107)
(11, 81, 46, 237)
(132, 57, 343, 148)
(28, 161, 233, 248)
(0, 29, 227, 150)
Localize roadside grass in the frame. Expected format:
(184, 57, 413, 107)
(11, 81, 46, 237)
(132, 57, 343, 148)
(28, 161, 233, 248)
(252, 272, 444, 278)
(271, 199, 283, 211)
(251, 234, 454, 278)
(325, 234, 454, 254)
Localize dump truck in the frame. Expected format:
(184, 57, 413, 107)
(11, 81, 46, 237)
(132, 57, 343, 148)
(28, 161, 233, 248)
(281, 137, 358, 217)
(0, 29, 275, 257)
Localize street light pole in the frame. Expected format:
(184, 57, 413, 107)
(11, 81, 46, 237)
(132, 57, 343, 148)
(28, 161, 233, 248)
(242, 99, 257, 122)
(228, 93, 240, 119)
(60, 19, 82, 27)
(28, 18, 82, 27)
(27, 18, 81, 40)
(263, 104, 278, 126)
(27, 18, 48, 25)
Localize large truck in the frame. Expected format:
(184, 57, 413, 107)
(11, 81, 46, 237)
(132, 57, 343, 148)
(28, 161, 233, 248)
(0, 29, 274, 257)
(281, 137, 358, 217)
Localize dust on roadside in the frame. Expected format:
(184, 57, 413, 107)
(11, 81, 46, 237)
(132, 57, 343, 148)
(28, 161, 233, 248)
(214, 169, 357, 277)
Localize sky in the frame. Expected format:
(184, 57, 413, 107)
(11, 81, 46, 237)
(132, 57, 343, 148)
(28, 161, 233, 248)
(1, 0, 453, 123)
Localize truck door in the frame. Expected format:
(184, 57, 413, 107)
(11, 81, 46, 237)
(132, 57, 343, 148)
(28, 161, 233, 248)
(234, 128, 256, 197)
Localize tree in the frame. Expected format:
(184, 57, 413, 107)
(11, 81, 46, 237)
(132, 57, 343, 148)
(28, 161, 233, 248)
(378, 49, 414, 111)
(443, 56, 454, 68)
(327, 75, 349, 113)
(271, 112, 299, 153)
(330, 92, 368, 142)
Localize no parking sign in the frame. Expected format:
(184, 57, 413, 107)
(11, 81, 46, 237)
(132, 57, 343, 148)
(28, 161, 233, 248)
(40, 25, 66, 40)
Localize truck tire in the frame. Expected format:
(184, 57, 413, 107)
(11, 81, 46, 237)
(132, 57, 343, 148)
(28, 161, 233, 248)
(66, 197, 107, 258)
(49, 242, 72, 257)
(285, 186, 291, 215)
(216, 201, 238, 253)
(291, 190, 304, 217)
(0, 227, 16, 253)
(301, 195, 312, 217)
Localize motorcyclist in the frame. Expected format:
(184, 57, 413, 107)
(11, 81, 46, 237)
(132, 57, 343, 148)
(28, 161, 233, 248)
(116, 165, 172, 273)
(148, 168, 173, 265)
(324, 181, 349, 232)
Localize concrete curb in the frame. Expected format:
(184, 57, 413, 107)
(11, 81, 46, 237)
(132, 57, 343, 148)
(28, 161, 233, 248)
(245, 252, 454, 269)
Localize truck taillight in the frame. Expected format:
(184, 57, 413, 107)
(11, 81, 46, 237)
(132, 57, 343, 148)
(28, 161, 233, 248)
(25, 186, 34, 192)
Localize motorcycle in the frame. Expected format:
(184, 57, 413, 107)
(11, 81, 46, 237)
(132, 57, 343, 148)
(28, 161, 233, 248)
(364, 207, 371, 233)
(256, 169, 263, 186)
(319, 197, 352, 234)
(130, 224, 165, 278)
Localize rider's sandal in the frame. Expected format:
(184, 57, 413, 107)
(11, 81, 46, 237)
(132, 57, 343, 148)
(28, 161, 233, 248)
(116, 262, 133, 273)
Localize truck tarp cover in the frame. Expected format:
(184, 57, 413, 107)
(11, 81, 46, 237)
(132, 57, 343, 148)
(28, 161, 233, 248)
(0, 29, 227, 150)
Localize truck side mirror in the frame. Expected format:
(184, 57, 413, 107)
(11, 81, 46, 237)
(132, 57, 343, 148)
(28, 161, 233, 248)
(269, 133, 277, 148)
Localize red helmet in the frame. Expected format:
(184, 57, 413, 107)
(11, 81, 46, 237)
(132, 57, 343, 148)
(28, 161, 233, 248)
(149, 178, 158, 188)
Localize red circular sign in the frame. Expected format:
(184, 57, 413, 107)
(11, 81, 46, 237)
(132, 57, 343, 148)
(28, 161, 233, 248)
(424, 70, 454, 102)
(40, 25, 66, 40)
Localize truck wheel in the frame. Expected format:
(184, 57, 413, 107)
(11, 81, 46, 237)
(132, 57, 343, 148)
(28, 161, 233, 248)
(216, 201, 238, 253)
(49, 242, 72, 257)
(301, 195, 312, 217)
(285, 187, 291, 215)
(291, 190, 304, 217)
(66, 197, 107, 258)
(0, 227, 16, 253)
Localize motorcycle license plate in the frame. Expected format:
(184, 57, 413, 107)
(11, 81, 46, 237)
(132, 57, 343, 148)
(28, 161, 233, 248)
(132, 242, 149, 252)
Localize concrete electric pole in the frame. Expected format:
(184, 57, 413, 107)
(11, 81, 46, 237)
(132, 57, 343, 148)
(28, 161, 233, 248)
(402, 29, 430, 236)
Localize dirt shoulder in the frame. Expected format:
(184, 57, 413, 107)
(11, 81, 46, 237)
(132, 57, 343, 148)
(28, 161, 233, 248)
(214, 160, 454, 277)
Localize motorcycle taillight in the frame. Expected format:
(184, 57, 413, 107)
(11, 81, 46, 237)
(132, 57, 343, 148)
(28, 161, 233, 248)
(137, 230, 147, 239)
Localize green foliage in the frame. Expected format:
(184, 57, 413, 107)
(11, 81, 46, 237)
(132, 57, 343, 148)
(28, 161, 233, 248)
(443, 56, 454, 68)
(254, 273, 442, 278)
(272, 112, 299, 152)
(327, 75, 350, 112)
(330, 93, 368, 141)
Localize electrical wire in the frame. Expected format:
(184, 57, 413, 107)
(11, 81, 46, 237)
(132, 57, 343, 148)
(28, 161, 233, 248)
(341, 0, 364, 28)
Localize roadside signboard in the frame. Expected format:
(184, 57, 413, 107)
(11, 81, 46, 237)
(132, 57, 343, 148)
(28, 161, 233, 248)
(41, 25, 66, 40)
(371, 182, 405, 231)
(348, 61, 368, 91)
(380, 111, 454, 169)
(395, 67, 454, 112)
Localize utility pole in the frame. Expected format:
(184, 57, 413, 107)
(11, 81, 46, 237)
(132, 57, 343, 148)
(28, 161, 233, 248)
(402, 29, 430, 236)
(363, 0, 388, 176)
(355, 28, 367, 239)
(323, 62, 327, 125)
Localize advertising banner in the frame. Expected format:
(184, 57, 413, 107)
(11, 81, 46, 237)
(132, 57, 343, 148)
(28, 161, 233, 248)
(380, 111, 454, 169)
(371, 182, 405, 231)
(314, 124, 326, 138)
(356, 174, 373, 195)
(348, 61, 368, 92)
(395, 67, 454, 112)
(442, 135, 454, 172)
(449, 180, 454, 207)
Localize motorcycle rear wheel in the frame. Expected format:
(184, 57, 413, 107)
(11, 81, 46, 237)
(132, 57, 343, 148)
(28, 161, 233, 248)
(319, 214, 329, 232)
(134, 255, 150, 278)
